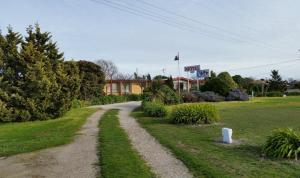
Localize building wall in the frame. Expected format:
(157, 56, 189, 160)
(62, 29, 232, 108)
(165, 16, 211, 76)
(131, 84, 142, 94)
(103, 82, 143, 95)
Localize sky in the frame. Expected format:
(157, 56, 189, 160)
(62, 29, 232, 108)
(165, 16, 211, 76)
(1, 0, 300, 79)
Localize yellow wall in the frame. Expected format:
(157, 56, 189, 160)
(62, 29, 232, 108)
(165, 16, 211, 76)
(131, 83, 142, 94)
(103, 82, 143, 95)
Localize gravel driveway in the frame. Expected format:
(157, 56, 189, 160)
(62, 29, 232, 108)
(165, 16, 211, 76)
(0, 102, 192, 178)
(99, 101, 193, 178)
(0, 110, 103, 178)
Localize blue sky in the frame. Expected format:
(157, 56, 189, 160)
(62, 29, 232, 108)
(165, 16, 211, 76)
(1, 0, 300, 79)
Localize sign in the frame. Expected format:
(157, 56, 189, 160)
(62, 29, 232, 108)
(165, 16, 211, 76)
(196, 69, 210, 78)
(184, 65, 200, 72)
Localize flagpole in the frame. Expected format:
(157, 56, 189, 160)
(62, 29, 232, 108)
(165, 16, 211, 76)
(177, 52, 180, 95)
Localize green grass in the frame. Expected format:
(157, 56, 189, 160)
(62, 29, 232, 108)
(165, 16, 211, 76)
(98, 109, 154, 178)
(0, 108, 97, 156)
(132, 96, 300, 178)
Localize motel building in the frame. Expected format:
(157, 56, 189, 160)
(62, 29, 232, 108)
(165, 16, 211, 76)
(104, 77, 205, 95)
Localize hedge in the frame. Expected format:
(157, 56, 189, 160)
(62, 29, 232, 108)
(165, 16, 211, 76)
(91, 94, 141, 105)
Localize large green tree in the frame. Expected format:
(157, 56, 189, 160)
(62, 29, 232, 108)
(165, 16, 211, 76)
(0, 25, 78, 122)
(201, 71, 237, 96)
(77, 60, 105, 100)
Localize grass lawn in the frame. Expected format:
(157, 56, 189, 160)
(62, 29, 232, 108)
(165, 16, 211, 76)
(0, 108, 97, 156)
(98, 109, 154, 178)
(132, 96, 300, 178)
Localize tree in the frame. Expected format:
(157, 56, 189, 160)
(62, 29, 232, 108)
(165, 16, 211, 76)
(77, 60, 105, 100)
(24, 24, 70, 118)
(232, 75, 243, 87)
(268, 70, 287, 92)
(0, 27, 23, 121)
(0, 24, 74, 122)
(201, 71, 238, 96)
(210, 70, 217, 78)
(217, 72, 238, 89)
(201, 78, 231, 96)
(96, 59, 118, 94)
(63, 61, 80, 100)
(165, 75, 174, 90)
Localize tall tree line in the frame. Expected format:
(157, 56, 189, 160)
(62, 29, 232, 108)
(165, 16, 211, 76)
(0, 25, 105, 122)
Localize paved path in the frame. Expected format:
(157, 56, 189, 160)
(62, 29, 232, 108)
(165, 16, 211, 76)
(0, 110, 104, 178)
(98, 102, 193, 178)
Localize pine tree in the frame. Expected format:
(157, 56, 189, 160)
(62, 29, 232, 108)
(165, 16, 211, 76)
(0, 24, 77, 122)
(77, 60, 105, 100)
(23, 24, 70, 118)
(0, 27, 24, 121)
(269, 70, 287, 92)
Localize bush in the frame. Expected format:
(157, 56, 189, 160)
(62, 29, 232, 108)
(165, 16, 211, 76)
(125, 94, 141, 101)
(263, 128, 300, 160)
(142, 85, 181, 105)
(91, 95, 126, 105)
(170, 104, 220, 124)
(143, 102, 167, 117)
(194, 91, 225, 102)
(226, 89, 249, 101)
(201, 78, 231, 96)
(159, 85, 181, 104)
(182, 92, 199, 103)
(285, 92, 300, 96)
(265, 91, 283, 97)
(71, 99, 90, 108)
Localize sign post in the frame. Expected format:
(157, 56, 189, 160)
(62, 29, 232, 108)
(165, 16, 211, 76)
(184, 65, 201, 92)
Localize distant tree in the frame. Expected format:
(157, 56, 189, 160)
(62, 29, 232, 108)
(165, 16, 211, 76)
(201, 78, 231, 96)
(153, 75, 168, 80)
(146, 73, 151, 81)
(77, 60, 105, 100)
(268, 70, 287, 92)
(210, 70, 217, 78)
(201, 71, 237, 96)
(96, 59, 118, 94)
(295, 81, 300, 90)
(217, 72, 238, 89)
(232, 75, 243, 87)
(165, 75, 174, 90)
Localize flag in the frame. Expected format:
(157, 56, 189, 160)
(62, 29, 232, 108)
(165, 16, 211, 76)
(174, 55, 179, 61)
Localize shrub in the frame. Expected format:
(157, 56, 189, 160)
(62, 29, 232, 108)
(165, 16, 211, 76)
(71, 99, 90, 108)
(201, 78, 231, 96)
(125, 94, 141, 101)
(226, 89, 249, 101)
(91, 95, 126, 105)
(170, 104, 220, 124)
(265, 91, 283, 97)
(285, 92, 300, 96)
(159, 85, 181, 104)
(195, 91, 225, 102)
(263, 128, 300, 160)
(143, 102, 167, 117)
(142, 85, 181, 105)
(217, 72, 238, 89)
(182, 92, 199, 103)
